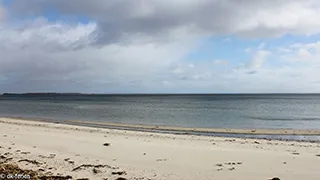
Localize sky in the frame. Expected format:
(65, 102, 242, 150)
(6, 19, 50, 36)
(1, 0, 320, 93)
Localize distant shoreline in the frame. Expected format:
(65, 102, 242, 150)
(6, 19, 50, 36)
(2, 93, 320, 96)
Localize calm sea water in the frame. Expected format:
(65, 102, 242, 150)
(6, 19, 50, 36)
(1, 94, 320, 131)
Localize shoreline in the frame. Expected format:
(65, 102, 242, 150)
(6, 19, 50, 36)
(1, 117, 320, 180)
(1, 117, 320, 142)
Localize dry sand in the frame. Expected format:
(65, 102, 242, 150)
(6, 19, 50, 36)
(0, 117, 320, 180)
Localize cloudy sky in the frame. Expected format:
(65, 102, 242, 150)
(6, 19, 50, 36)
(1, 0, 320, 93)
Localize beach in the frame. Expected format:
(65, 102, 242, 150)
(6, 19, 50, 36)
(0, 118, 320, 180)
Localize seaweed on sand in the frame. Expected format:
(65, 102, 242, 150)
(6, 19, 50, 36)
(0, 163, 72, 180)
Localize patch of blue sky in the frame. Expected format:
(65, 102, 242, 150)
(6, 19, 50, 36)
(184, 36, 260, 66)
(2, 0, 92, 25)
(264, 34, 320, 50)
(43, 9, 91, 24)
(1, 0, 12, 6)
(184, 33, 320, 68)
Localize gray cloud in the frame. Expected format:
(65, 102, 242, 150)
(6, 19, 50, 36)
(8, 0, 320, 45)
(0, 18, 194, 93)
(0, 3, 5, 22)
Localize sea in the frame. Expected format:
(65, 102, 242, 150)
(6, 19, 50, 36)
(1, 94, 320, 141)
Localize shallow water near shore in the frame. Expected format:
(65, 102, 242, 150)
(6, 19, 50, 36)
(1, 94, 320, 141)
(62, 120, 320, 142)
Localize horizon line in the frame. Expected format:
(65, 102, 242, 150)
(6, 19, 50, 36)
(2, 92, 320, 96)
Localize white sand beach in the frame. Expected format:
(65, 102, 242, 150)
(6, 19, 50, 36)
(0, 117, 320, 180)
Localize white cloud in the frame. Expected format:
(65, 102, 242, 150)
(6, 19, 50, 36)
(246, 50, 271, 69)
(213, 59, 228, 66)
(297, 48, 312, 58)
(277, 47, 292, 53)
(291, 41, 320, 54)
(1, 1, 320, 93)
(187, 63, 195, 68)
(280, 41, 320, 62)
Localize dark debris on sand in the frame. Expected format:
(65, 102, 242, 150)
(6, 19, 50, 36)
(112, 171, 127, 175)
(0, 163, 38, 177)
(103, 143, 111, 146)
(115, 178, 128, 180)
(156, 159, 167, 162)
(21, 151, 31, 155)
(0, 155, 7, 159)
(38, 154, 55, 159)
(269, 178, 281, 180)
(72, 164, 119, 171)
(0, 154, 13, 164)
(0, 163, 72, 180)
(18, 159, 42, 165)
(92, 168, 101, 174)
(40, 175, 72, 180)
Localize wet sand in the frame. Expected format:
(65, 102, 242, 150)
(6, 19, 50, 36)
(66, 119, 320, 136)
(1, 117, 320, 180)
